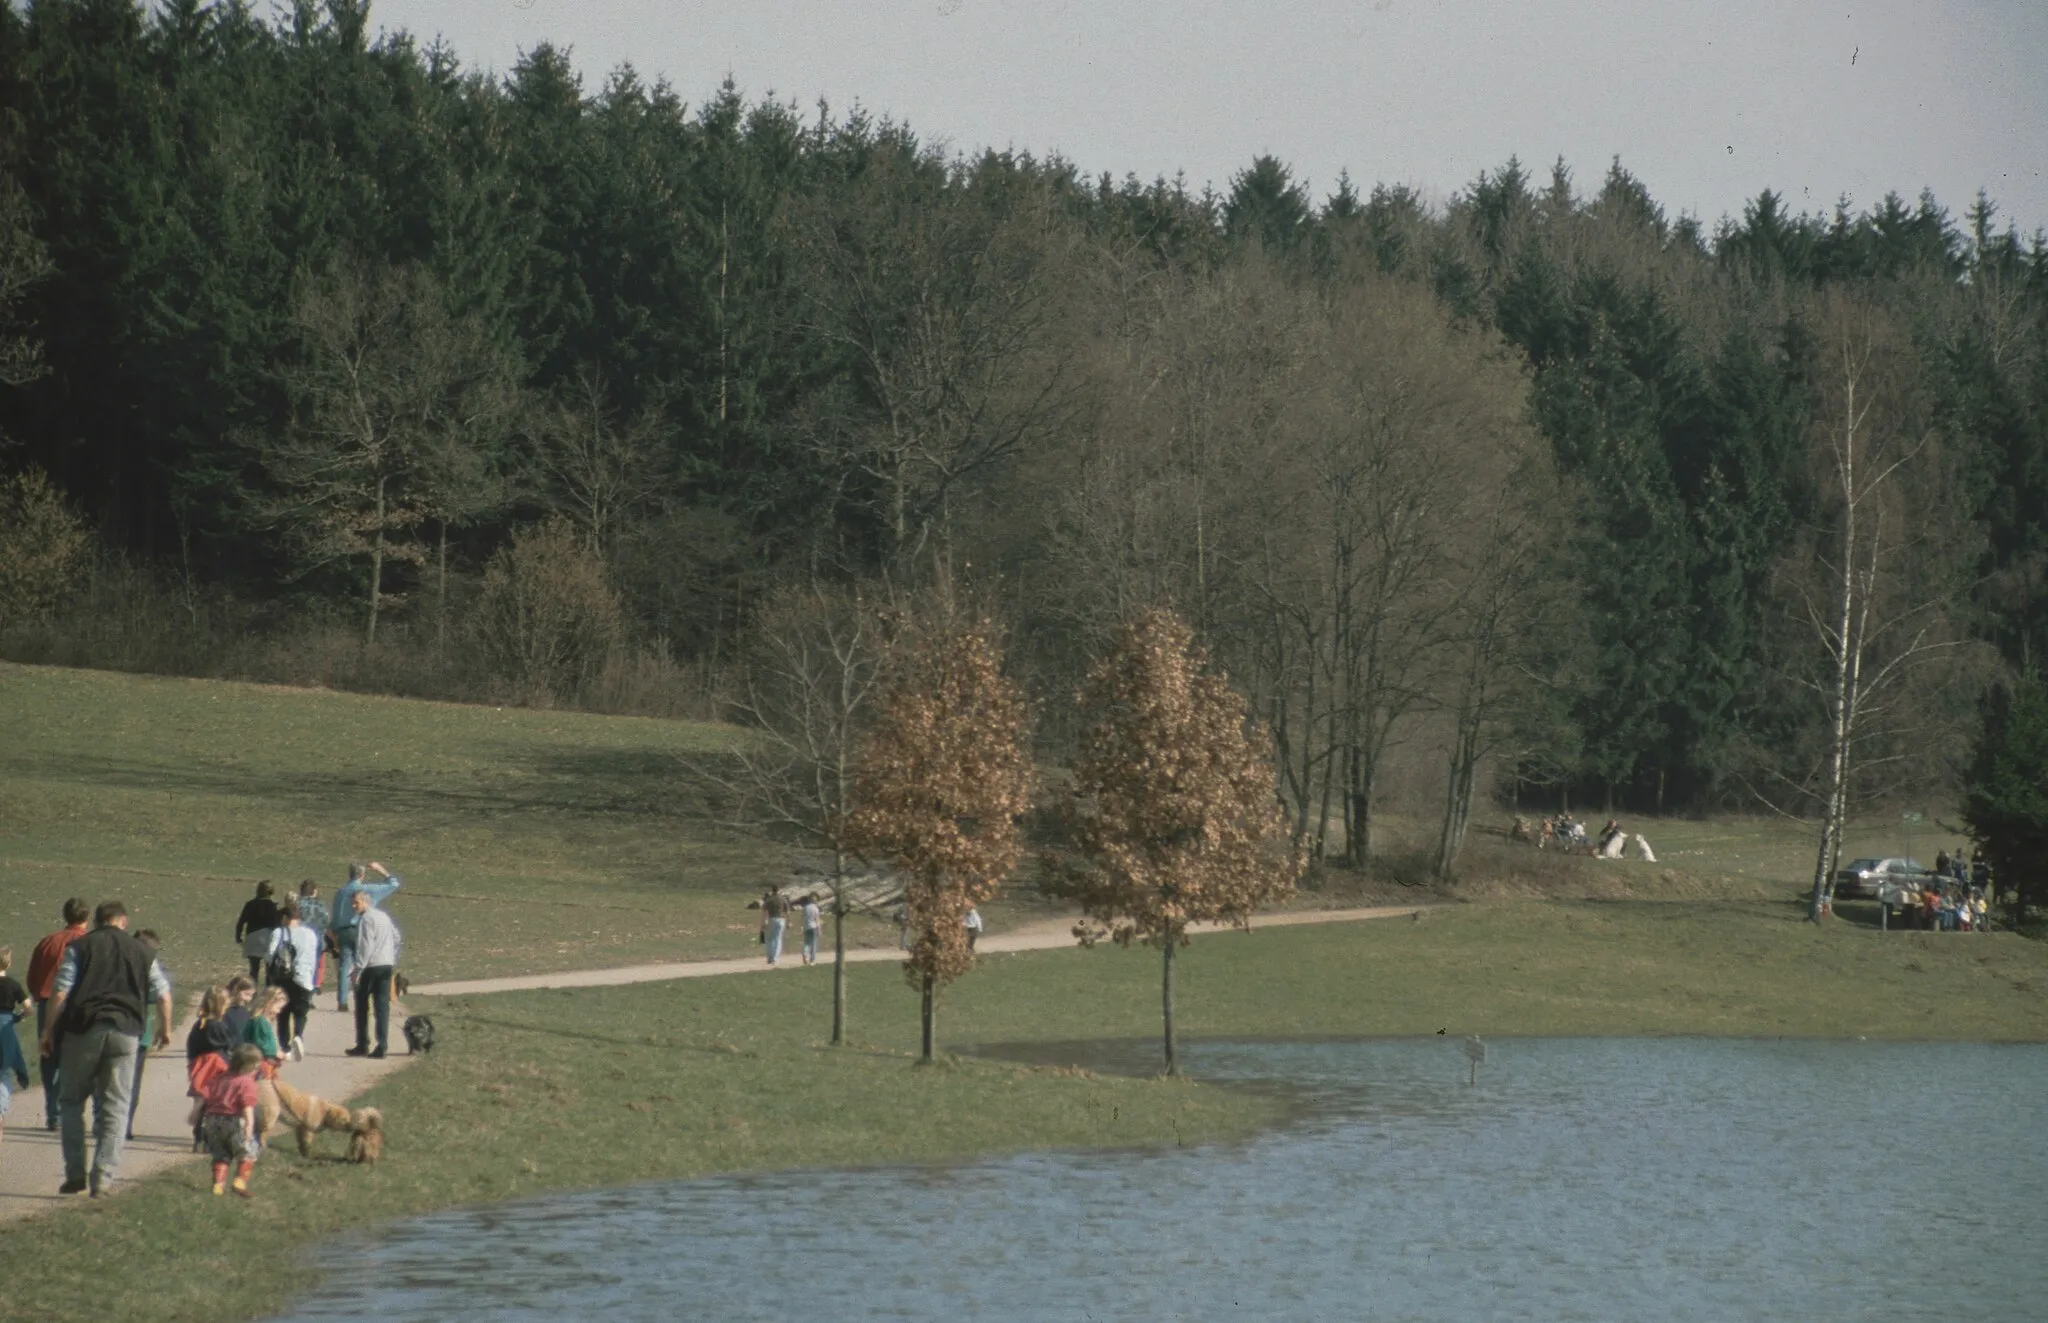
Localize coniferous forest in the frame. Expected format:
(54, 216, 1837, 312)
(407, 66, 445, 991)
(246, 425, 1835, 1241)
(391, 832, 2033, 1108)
(3, 1, 2047, 870)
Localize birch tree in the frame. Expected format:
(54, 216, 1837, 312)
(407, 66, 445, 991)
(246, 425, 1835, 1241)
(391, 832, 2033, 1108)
(1792, 295, 1975, 921)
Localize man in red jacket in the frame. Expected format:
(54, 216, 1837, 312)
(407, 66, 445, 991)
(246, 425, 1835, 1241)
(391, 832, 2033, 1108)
(26, 898, 89, 1131)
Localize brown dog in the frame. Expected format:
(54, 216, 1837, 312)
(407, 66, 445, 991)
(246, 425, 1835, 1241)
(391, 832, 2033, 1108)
(260, 1075, 362, 1158)
(345, 1108, 384, 1164)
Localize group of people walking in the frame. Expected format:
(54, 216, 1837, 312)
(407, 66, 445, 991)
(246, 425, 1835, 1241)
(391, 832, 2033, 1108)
(0, 859, 407, 1200)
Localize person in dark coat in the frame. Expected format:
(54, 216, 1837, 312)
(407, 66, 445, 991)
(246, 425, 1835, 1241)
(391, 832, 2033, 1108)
(234, 881, 282, 983)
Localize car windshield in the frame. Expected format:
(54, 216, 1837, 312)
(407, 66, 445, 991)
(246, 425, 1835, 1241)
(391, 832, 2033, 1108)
(1844, 859, 1882, 871)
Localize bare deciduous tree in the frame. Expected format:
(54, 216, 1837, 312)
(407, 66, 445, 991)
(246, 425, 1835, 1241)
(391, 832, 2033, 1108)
(684, 585, 888, 1044)
(260, 258, 519, 643)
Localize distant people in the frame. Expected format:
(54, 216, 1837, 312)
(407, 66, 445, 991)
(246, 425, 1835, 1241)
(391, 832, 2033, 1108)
(27, 898, 91, 1130)
(0, 947, 28, 1158)
(344, 889, 401, 1059)
(198, 1043, 266, 1198)
(799, 894, 822, 967)
(1971, 854, 1991, 892)
(965, 907, 984, 951)
(267, 901, 319, 1061)
(329, 862, 402, 1012)
(235, 881, 282, 983)
(295, 881, 331, 995)
(759, 886, 790, 967)
(1935, 849, 1952, 879)
(40, 899, 174, 1197)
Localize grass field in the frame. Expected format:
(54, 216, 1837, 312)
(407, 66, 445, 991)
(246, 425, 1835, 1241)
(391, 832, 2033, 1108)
(0, 661, 899, 981)
(5, 660, 2046, 1323)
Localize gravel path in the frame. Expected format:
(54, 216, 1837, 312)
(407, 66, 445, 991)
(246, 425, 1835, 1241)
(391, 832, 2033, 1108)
(0, 904, 1423, 1222)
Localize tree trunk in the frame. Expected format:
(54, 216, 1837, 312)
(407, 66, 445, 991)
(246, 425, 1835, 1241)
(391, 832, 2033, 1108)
(367, 475, 387, 645)
(1810, 376, 1863, 924)
(436, 519, 449, 654)
(830, 854, 848, 1047)
(920, 972, 935, 1063)
(1161, 930, 1179, 1077)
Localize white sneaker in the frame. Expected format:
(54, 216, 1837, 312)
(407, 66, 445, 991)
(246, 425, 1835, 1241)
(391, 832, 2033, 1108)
(290, 1038, 305, 1062)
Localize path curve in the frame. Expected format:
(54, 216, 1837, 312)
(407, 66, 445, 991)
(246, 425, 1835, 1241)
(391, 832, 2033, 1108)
(0, 904, 1423, 1222)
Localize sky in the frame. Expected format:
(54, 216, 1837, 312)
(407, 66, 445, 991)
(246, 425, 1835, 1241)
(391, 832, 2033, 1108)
(368, 0, 2048, 236)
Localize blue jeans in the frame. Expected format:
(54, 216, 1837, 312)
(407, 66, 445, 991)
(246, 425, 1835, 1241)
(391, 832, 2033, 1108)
(802, 926, 819, 963)
(764, 917, 785, 965)
(58, 1020, 139, 1189)
(35, 999, 60, 1127)
(354, 965, 394, 1054)
(333, 932, 357, 1008)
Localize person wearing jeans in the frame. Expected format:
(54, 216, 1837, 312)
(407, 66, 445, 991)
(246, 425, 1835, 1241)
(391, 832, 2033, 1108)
(27, 899, 90, 1129)
(41, 900, 172, 1197)
(327, 862, 401, 1011)
(344, 890, 400, 1059)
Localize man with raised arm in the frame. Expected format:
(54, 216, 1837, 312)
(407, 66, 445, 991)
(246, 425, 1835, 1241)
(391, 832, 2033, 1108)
(327, 861, 401, 1012)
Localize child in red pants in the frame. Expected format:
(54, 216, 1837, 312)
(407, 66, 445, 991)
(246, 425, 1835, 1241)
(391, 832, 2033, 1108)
(199, 1044, 265, 1196)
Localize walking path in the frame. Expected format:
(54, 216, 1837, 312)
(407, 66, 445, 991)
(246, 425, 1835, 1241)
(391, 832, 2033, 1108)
(0, 904, 1421, 1222)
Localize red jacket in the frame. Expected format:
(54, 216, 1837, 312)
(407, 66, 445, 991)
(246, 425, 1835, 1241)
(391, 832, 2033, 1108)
(26, 923, 86, 1002)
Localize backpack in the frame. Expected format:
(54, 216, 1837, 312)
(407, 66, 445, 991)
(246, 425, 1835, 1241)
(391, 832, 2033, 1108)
(265, 934, 297, 987)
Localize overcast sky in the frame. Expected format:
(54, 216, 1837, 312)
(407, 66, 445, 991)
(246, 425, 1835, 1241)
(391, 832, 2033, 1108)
(369, 0, 2048, 236)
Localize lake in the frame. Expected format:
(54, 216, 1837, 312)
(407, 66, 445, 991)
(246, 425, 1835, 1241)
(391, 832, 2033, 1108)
(270, 1038, 2047, 1321)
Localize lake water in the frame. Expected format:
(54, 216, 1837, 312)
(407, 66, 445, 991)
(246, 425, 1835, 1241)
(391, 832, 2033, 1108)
(270, 1038, 2047, 1322)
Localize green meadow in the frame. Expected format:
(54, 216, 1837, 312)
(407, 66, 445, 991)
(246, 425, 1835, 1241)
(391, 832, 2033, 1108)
(4, 661, 2046, 1323)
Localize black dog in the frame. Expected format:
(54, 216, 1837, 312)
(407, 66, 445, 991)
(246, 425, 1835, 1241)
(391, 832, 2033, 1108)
(402, 1014, 436, 1054)
(393, 971, 411, 998)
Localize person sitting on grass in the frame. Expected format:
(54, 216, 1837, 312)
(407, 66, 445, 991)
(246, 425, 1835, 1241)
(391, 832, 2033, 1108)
(199, 1043, 265, 1197)
(0, 947, 31, 1160)
(242, 986, 286, 1075)
(185, 986, 236, 1151)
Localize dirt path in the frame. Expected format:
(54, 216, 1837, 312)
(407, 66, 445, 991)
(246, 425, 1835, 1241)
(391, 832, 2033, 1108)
(0, 904, 1422, 1222)
(0, 997, 410, 1224)
(407, 905, 1426, 997)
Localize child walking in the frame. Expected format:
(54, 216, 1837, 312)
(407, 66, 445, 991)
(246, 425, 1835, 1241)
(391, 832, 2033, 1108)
(198, 1044, 265, 1197)
(242, 987, 286, 1073)
(186, 986, 236, 1150)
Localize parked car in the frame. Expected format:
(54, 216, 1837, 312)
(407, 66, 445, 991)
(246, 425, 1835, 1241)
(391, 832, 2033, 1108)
(1833, 857, 1932, 899)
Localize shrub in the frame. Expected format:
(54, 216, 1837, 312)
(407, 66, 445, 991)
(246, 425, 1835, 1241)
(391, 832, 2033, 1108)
(473, 519, 623, 704)
(0, 467, 91, 631)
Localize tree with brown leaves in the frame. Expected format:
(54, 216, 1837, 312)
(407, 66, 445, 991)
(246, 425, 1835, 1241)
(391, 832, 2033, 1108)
(841, 617, 1033, 1063)
(1048, 608, 1301, 1076)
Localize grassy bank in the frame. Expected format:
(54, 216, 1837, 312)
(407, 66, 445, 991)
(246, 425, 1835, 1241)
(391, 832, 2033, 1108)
(6, 897, 2047, 1323)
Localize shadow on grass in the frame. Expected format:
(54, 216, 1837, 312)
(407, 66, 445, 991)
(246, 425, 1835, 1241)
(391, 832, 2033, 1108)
(435, 1011, 754, 1058)
(8, 744, 702, 829)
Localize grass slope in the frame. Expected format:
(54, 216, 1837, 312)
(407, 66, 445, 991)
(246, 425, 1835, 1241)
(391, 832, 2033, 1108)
(0, 661, 859, 980)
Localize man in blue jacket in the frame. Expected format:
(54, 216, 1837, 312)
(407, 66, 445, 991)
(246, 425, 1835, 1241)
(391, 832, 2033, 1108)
(327, 862, 401, 1012)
